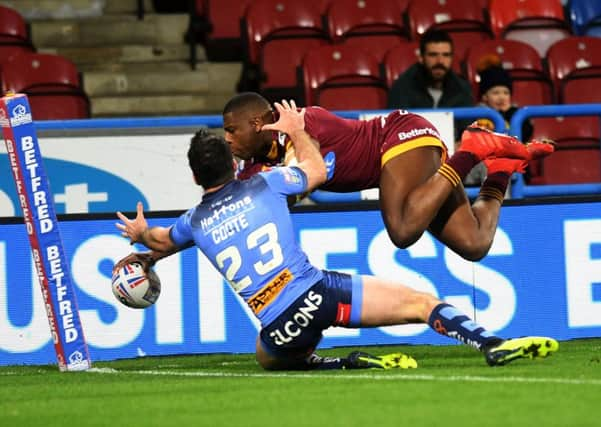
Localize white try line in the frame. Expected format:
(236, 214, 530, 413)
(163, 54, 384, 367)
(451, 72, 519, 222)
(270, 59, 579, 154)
(88, 367, 601, 386)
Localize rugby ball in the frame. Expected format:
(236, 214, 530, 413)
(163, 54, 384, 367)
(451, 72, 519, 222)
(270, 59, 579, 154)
(111, 262, 161, 309)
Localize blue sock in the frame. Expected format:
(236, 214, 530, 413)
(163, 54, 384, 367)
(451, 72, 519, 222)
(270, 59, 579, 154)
(428, 303, 502, 351)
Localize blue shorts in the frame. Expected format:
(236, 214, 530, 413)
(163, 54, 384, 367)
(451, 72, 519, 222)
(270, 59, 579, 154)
(259, 270, 363, 359)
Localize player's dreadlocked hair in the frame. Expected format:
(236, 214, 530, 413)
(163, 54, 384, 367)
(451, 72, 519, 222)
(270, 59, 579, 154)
(188, 128, 235, 189)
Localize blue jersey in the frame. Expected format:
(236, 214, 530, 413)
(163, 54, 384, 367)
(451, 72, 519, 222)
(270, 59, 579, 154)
(170, 167, 324, 326)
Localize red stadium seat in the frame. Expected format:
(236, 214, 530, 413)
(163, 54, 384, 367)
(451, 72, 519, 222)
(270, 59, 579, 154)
(465, 39, 543, 86)
(1, 52, 90, 120)
(531, 116, 600, 142)
(196, 0, 253, 62)
(382, 41, 420, 88)
(560, 66, 601, 104)
(528, 116, 601, 184)
(489, 0, 571, 56)
(301, 44, 387, 109)
(308, 0, 332, 14)
(529, 147, 601, 184)
(0, 5, 34, 55)
(507, 69, 554, 106)
(0, 44, 33, 68)
(241, 0, 330, 102)
(546, 36, 601, 100)
(464, 39, 551, 105)
(406, 0, 492, 72)
(325, 0, 408, 63)
(396, 0, 410, 13)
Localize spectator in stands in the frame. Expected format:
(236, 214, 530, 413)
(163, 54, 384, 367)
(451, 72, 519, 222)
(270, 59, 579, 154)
(474, 55, 533, 142)
(114, 101, 559, 371)
(387, 28, 473, 145)
(387, 29, 473, 111)
(468, 56, 536, 189)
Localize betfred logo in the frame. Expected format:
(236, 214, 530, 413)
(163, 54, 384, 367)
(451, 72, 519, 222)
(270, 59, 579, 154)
(397, 127, 441, 141)
(10, 104, 32, 127)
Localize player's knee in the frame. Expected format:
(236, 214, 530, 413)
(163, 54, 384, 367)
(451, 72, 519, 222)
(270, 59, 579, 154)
(382, 213, 426, 249)
(456, 239, 492, 262)
(391, 235, 417, 250)
(402, 289, 441, 322)
(386, 226, 422, 250)
(255, 351, 279, 371)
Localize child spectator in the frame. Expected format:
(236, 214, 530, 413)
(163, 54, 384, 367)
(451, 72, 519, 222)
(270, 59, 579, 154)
(475, 54, 533, 141)
(463, 55, 535, 191)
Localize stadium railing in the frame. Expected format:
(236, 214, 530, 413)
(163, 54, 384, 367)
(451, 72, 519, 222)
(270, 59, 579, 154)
(33, 104, 601, 201)
(509, 103, 601, 198)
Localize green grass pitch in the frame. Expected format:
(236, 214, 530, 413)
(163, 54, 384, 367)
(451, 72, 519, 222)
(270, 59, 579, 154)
(1, 338, 600, 427)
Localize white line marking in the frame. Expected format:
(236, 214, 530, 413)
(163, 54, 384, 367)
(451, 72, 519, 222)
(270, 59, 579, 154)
(90, 369, 601, 386)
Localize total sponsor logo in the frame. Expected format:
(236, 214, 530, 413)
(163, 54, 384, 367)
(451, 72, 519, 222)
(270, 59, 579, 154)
(10, 104, 33, 127)
(397, 127, 441, 142)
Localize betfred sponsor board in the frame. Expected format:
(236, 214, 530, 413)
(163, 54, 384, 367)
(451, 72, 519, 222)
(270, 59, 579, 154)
(1, 199, 600, 366)
(0, 94, 90, 370)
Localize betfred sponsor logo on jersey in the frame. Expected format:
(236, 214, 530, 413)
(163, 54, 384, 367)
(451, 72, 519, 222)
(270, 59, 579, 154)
(397, 127, 441, 141)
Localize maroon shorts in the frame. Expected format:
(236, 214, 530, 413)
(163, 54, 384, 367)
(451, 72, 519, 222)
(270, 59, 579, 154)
(380, 110, 448, 167)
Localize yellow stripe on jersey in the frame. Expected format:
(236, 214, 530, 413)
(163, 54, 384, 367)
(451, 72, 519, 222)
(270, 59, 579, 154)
(381, 136, 446, 168)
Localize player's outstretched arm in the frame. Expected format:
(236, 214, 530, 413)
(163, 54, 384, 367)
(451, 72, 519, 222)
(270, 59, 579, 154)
(112, 244, 191, 274)
(115, 201, 178, 253)
(262, 99, 326, 191)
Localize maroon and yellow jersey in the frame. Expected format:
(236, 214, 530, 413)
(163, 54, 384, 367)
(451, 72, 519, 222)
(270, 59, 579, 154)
(237, 107, 448, 192)
(236, 135, 287, 180)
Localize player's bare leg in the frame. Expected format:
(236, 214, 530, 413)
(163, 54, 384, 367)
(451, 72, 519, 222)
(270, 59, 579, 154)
(359, 275, 440, 326)
(379, 146, 502, 261)
(359, 275, 558, 365)
(379, 124, 554, 261)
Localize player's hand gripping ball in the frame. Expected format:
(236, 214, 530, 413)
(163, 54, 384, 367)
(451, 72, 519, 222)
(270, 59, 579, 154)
(111, 262, 161, 308)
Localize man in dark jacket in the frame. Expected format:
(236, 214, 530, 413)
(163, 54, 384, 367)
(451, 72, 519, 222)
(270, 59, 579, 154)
(387, 29, 473, 110)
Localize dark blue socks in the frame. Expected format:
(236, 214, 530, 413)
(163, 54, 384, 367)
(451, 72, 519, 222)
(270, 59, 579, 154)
(428, 303, 502, 351)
